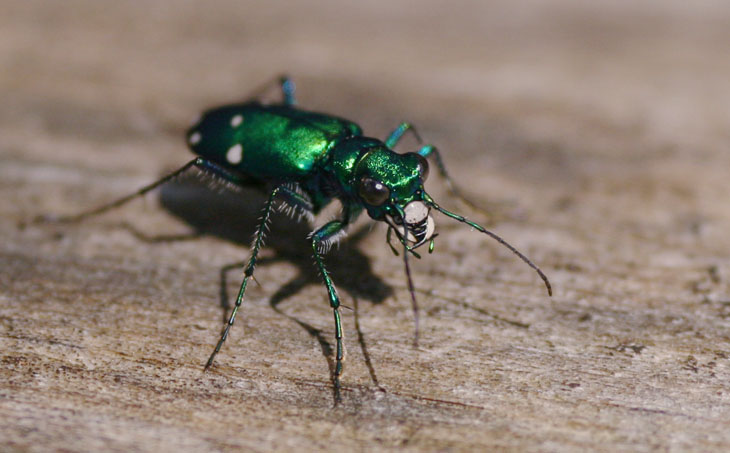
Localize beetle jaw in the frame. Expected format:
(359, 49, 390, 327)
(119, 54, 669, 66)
(384, 200, 435, 248)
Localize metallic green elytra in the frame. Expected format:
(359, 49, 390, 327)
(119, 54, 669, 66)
(36, 76, 552, 403)
(189, 103, 363, 179)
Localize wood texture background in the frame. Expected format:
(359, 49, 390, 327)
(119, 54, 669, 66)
(2, 1, 729, 451)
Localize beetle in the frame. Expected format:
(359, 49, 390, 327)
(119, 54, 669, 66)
(37, 76, 551, 401)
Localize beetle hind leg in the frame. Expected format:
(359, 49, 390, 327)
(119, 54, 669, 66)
(28, 158, 213, 226)
(27, 157, 263, 227)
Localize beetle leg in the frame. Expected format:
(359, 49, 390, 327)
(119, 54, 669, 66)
(205, 185, 282, 370)
(194, 158, 258, 188)
(280, 76, 297, 106)
(383, 122, 494, 221)
(416, 144, 494, 221)
(386, 227, 423, 259)
(28, 157, 252, 225)
(385, 121, 422, 148)
(277, 184, 314, 223)
(310, 215, 356, 404)
(243, 74, 297, 105)
(386, 227, 400, 256)
(386, 123, 460, 200)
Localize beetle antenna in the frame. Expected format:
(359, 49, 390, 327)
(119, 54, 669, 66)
(396, 207, 420, 347)
(423, 194, 552, 297)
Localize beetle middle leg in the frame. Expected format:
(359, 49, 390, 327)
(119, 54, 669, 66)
(205, 185, 282, 370)
(276, 183, 315, 223)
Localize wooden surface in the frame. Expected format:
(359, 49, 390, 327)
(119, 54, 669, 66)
(2, 1, 730, 451)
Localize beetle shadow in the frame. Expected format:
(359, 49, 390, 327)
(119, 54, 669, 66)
(155, 177, 393, 306)
(148, 176, 393, 388)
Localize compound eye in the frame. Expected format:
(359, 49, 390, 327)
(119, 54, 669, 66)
(415, 154, 430, 181)
(358, 177, 390, 206)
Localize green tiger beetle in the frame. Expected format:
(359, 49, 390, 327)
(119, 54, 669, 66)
(35, 76, 551, 401)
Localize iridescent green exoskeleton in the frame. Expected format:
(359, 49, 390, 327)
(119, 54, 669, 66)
(35, 76, 551, 402)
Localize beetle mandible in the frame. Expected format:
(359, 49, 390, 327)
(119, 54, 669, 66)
(37, 76, 551, 400)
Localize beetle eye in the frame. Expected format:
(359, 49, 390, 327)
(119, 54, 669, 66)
(415, 154, 430, 181)
(358, 177, 390, 206)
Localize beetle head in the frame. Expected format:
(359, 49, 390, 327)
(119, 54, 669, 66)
(350, 141, 552, 346)
(354, 147, 434, 248)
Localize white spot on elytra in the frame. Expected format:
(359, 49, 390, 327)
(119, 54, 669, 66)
(230, 114, 243, 127)
(226, 144, 243, 164)
(189, 132, 201, 145)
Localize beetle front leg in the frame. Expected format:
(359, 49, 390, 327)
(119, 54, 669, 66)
(205, 185, 281, 370)
(386, 227, 423, 259)
(310, 219, 352, 403)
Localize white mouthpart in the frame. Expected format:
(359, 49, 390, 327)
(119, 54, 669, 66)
(386, 201, 436, 247)
(404, 201, 429, 224)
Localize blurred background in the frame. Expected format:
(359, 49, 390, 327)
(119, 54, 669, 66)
(2, 1, 729, 451)
(4, 0, 729, 234)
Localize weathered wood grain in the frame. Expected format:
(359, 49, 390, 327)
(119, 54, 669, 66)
(2, 1, 729, 451)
